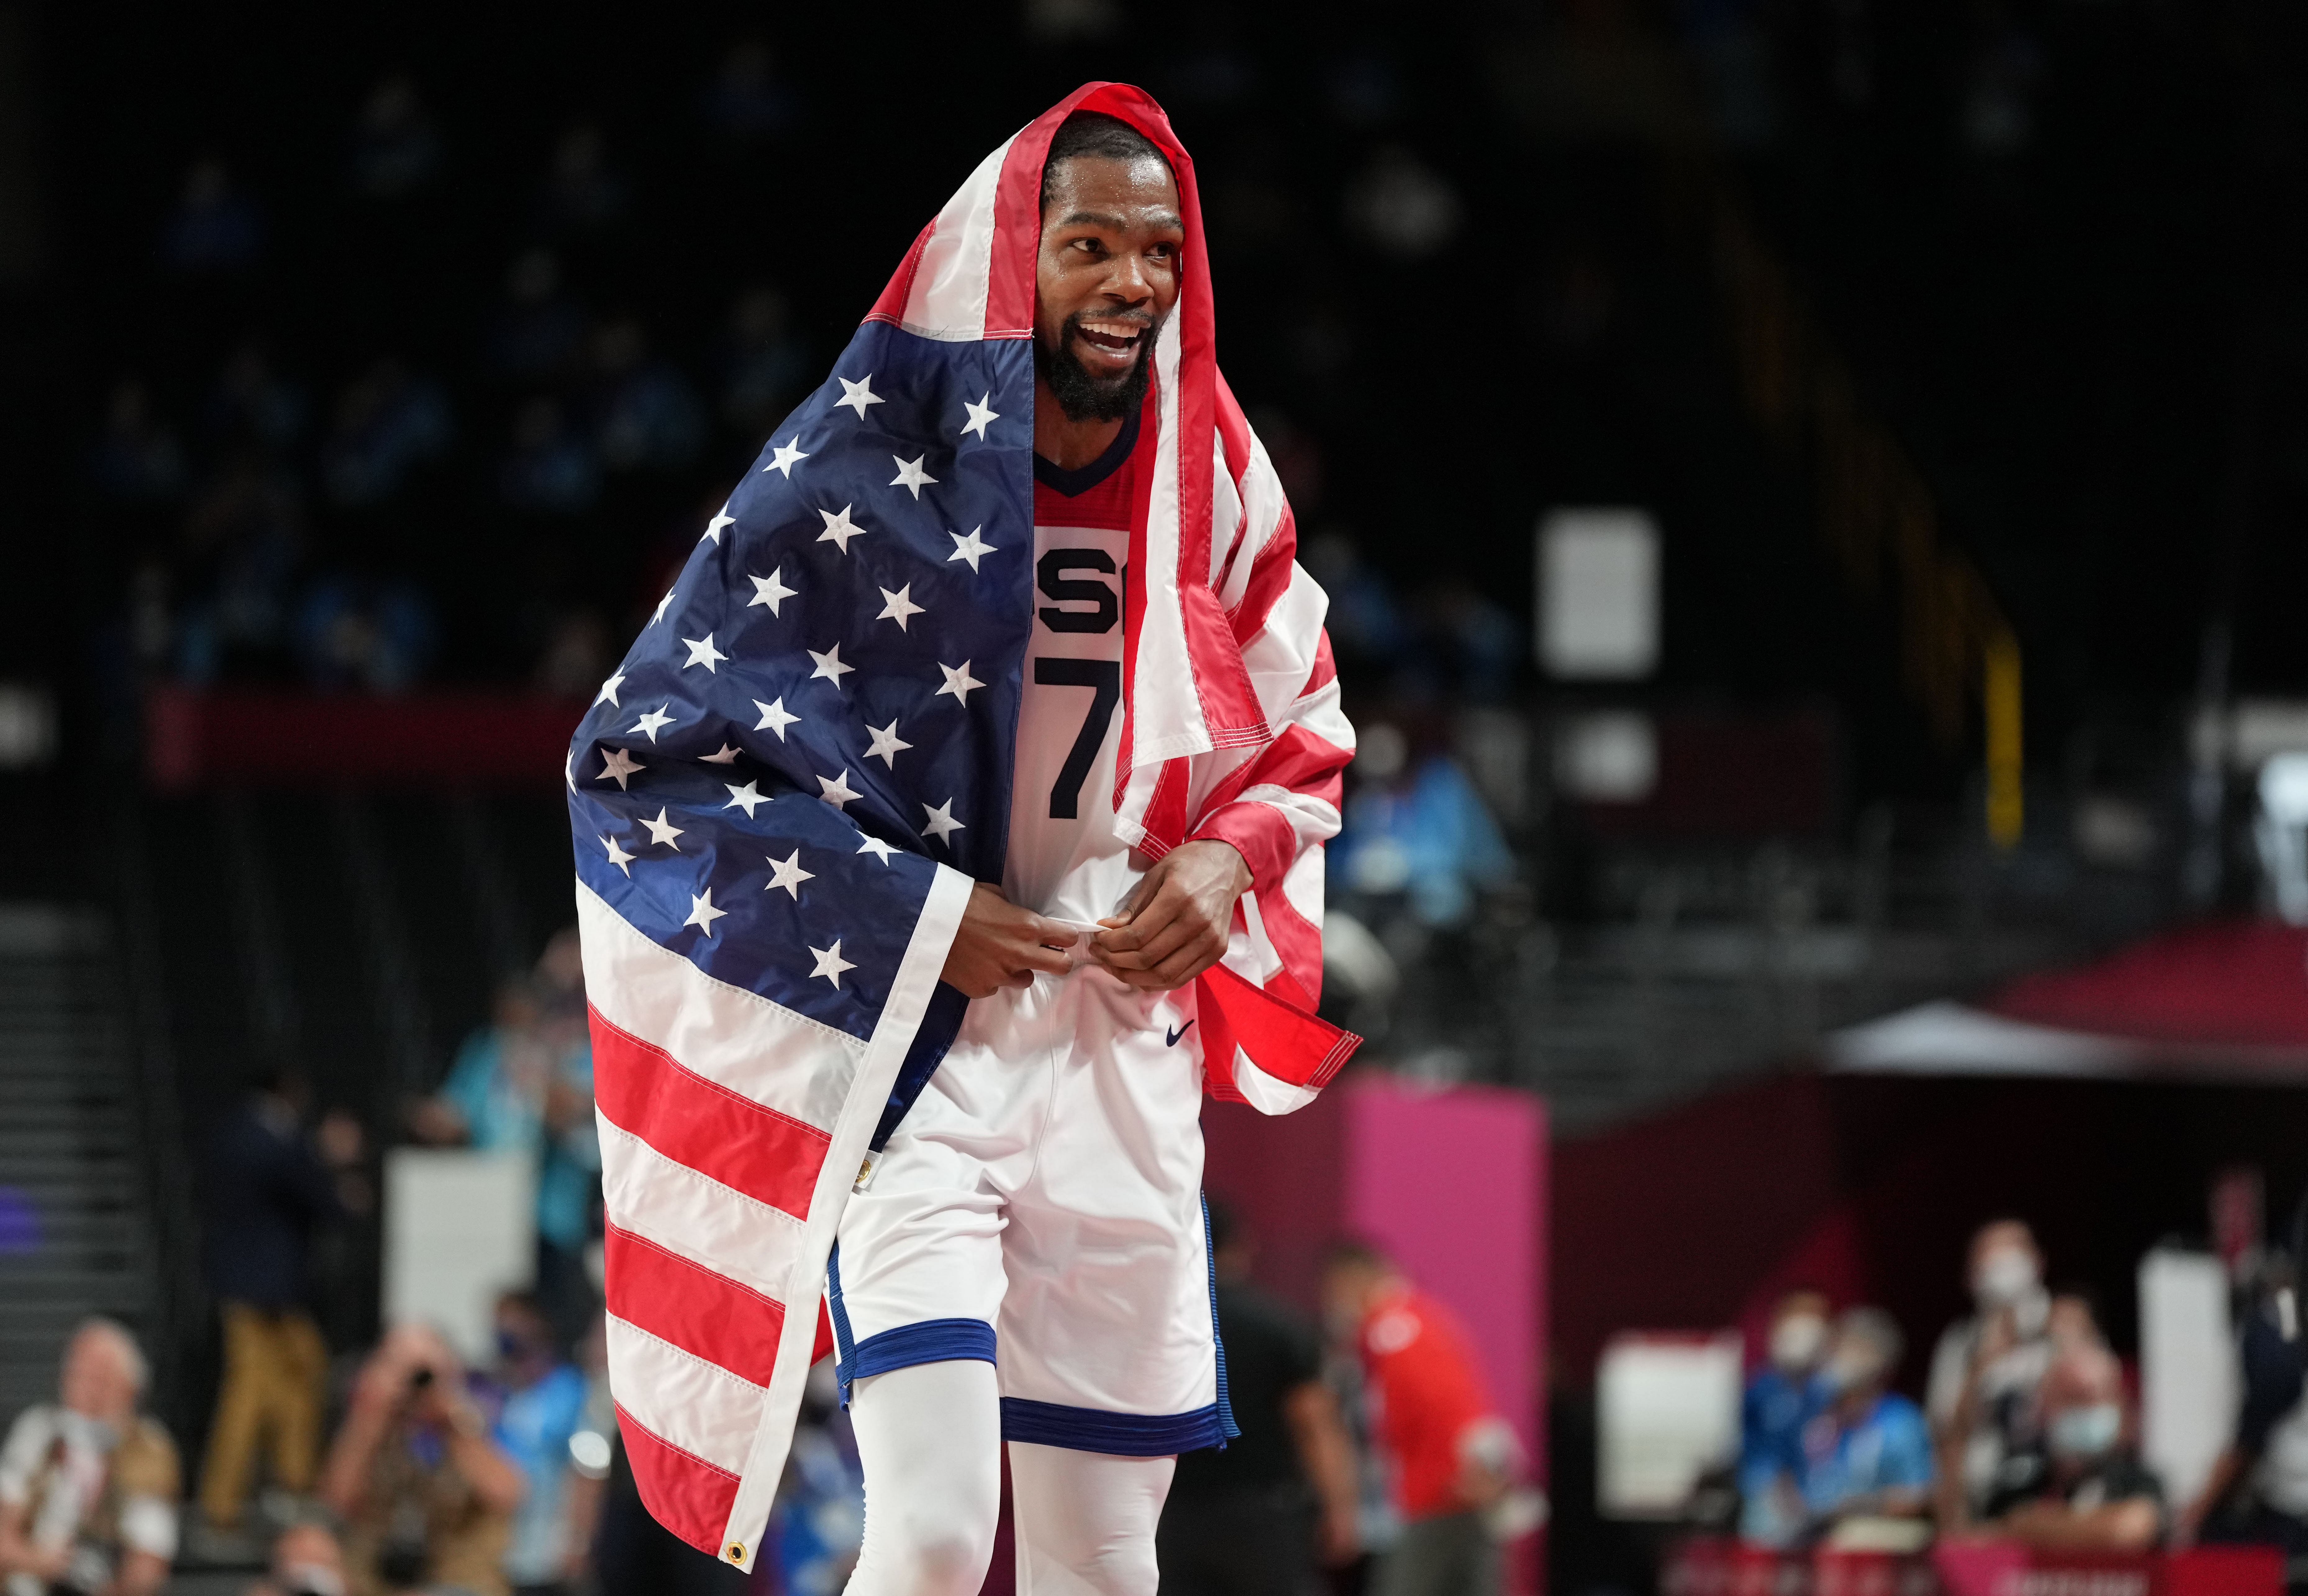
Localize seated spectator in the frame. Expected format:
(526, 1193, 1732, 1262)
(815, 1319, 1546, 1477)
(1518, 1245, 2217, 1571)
(1928, 1219, 2054, 1528)
(1333, 721, 1514, 931)
(2175, 1251, 2307, 1554)
(1322, 1239, 1521, 1596)
(703, 40, 797, 139)
(1739, 1289, 1831, 1546)
(498, 399, 600, 516)
(292, 576, 438, 694)
(539, 125, 625, 234)
(246, 1521, 349, 1596)
(587, 320, 703, 473)
(319, 1325, 525, 1596)
(1981, 1344, 2161, 1553)
(489, 253, 587, 384)
(478, 1295, 587, 1595)
(717, 285, 806, 438)
(350, 76, 440, 198)
(319, 359, 451, 509)
(90, 380, 186, 506)
(165, 156, 262, 272)
(1798, 1307, 1932, 1541)
(0, 1318, 180, 1596)
(414, 978, 600, 1340)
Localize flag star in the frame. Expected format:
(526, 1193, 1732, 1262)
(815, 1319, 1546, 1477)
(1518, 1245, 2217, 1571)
(961, 393, 1000, 440)
(594, 671, 625, 708)
(856, 834, 896, 864)
(650, 589, 676, 625)
(920, 799, 965, 845)
(808, 643, 855, 689)
(947, 527, 997, 573)
(816, 504, 867, 554)
(683, 633, 727, 672)
(598, 748, 643, 788)
(601, 835, 635, 878)
(935, 660, 985, 704)
(701, 743, 742, 765)
(641, 808, 685, 849)
(876, 584, 925, 630)
(808, 939, 856, 987)
(864, 718, 913, 768)
(747, 566, 797, 615)
(723, 781, 768, 818)
(765, 848, 815, 900)
(890, 453, 938, 499)
(835, 375, 885, 418)
(753, 697, 801, 739)
(704, 512, 735, 544)
(817, 769, 861, 811)
(684, 889, 728, 939)
(630, 704, 675, 742)
(764, 438, 808, 476)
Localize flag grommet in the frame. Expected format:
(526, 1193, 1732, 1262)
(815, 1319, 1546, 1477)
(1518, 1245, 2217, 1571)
(727, 1543, 745, 1562)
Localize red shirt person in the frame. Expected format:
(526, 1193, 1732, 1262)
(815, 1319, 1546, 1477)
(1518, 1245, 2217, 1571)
(1325, 1241, 1519, 1596)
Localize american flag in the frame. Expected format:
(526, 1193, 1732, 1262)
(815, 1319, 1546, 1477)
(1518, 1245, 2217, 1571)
(565, 81, 1357, 1570)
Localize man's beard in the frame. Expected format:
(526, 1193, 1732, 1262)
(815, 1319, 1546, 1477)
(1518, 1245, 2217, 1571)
(1035, 310, 1157, 423)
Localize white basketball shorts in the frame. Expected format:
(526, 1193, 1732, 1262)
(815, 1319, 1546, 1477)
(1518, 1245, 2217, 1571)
(824, 955, 1234, 1456)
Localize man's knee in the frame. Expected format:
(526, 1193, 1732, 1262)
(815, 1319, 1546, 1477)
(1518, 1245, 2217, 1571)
(870, 1500, 998, 1595)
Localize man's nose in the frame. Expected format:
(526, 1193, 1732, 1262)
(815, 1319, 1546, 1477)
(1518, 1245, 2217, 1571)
(1103, 252, 1154, 306)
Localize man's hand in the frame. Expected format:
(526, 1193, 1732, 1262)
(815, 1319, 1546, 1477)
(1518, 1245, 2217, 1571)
(940, 883, 1077, 998)
(1090, 841, 1252, 991)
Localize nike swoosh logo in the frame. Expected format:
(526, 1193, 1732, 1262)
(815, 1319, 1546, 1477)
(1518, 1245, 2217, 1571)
(1165, 1020, 1196, 1048)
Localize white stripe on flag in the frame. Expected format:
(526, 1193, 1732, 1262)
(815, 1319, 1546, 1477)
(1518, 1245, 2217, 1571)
(1131, 310, 1211, 766)
(577, 882, 860, 1133)
(903, 135, 1013, 341)
(606, 1313, 765, 1476)
(1228, 1048, 1320, 1116)
(596, 1115, 806, 1303)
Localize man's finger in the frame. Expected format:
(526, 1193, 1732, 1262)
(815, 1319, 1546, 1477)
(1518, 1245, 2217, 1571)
(1098, 908, 1209, 971)
(1015, 941, 1073, 975)
(1092, 880, 1191, 954)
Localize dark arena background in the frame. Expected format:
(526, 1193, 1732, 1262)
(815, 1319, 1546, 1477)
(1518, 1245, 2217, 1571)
(1, 3, 2307, 1594)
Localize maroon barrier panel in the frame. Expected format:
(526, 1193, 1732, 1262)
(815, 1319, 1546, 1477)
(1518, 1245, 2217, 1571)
(1664, 1539, 2282, 1596)
(146, 685, 583, 789)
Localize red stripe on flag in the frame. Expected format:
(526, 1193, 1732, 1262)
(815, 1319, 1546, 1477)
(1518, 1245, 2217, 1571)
(1195, 959, 1359, 1091)
(603, 1225, 786, 1389)
(864, 221, 936, 329)
(615, 1403, 742, 1559)
(588, 1007, 831, 1220)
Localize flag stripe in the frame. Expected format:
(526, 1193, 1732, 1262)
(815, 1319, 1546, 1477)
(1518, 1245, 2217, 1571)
(578, 881, 860, 1133)
(590, 1007, 831, 1219)
(604, 1223, 787, 1389)
(903, 137, 1010, 340)
(597, 1116, 806, 1303)
(615, 1402, 743, 1558)
(606, 1313, 765, 1476)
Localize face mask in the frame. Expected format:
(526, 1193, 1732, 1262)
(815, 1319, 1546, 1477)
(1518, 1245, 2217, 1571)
(1770, 1314, 1827, 1372)
(2048, 1402, 2122, 1460)
(1974, 1248, 2039, 1307)
(1822, 1354, 1879, 1394)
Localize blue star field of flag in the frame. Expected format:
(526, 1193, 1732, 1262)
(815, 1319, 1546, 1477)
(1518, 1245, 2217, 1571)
(568, 324, 1038, 1042)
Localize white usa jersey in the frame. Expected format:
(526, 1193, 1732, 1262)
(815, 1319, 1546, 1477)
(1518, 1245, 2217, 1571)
(1003, 421, 1141, 929)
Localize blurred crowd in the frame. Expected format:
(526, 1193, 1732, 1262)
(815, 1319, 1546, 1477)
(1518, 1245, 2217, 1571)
(1732, 1218, 2308, 1565)
(0, 1173, 1543, 1594)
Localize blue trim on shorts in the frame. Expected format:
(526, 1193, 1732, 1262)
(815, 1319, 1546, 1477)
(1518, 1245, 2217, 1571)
(847, 1319, 997, 1387)
(1202, 1193, 1239, 1446)
(1000, 1397, 1229, 1456)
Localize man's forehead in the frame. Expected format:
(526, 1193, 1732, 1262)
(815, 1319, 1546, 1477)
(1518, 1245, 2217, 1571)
(1043, 156, 1181, 227)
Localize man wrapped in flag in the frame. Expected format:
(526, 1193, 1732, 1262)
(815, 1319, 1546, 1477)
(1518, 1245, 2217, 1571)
(565, 82, 1356, 1592)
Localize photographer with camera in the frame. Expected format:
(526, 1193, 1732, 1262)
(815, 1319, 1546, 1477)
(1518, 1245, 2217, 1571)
(318, 1326, 525, 1596)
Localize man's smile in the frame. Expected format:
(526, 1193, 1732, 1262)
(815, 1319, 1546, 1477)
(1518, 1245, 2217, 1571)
(1071, 315, 1149, 374)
